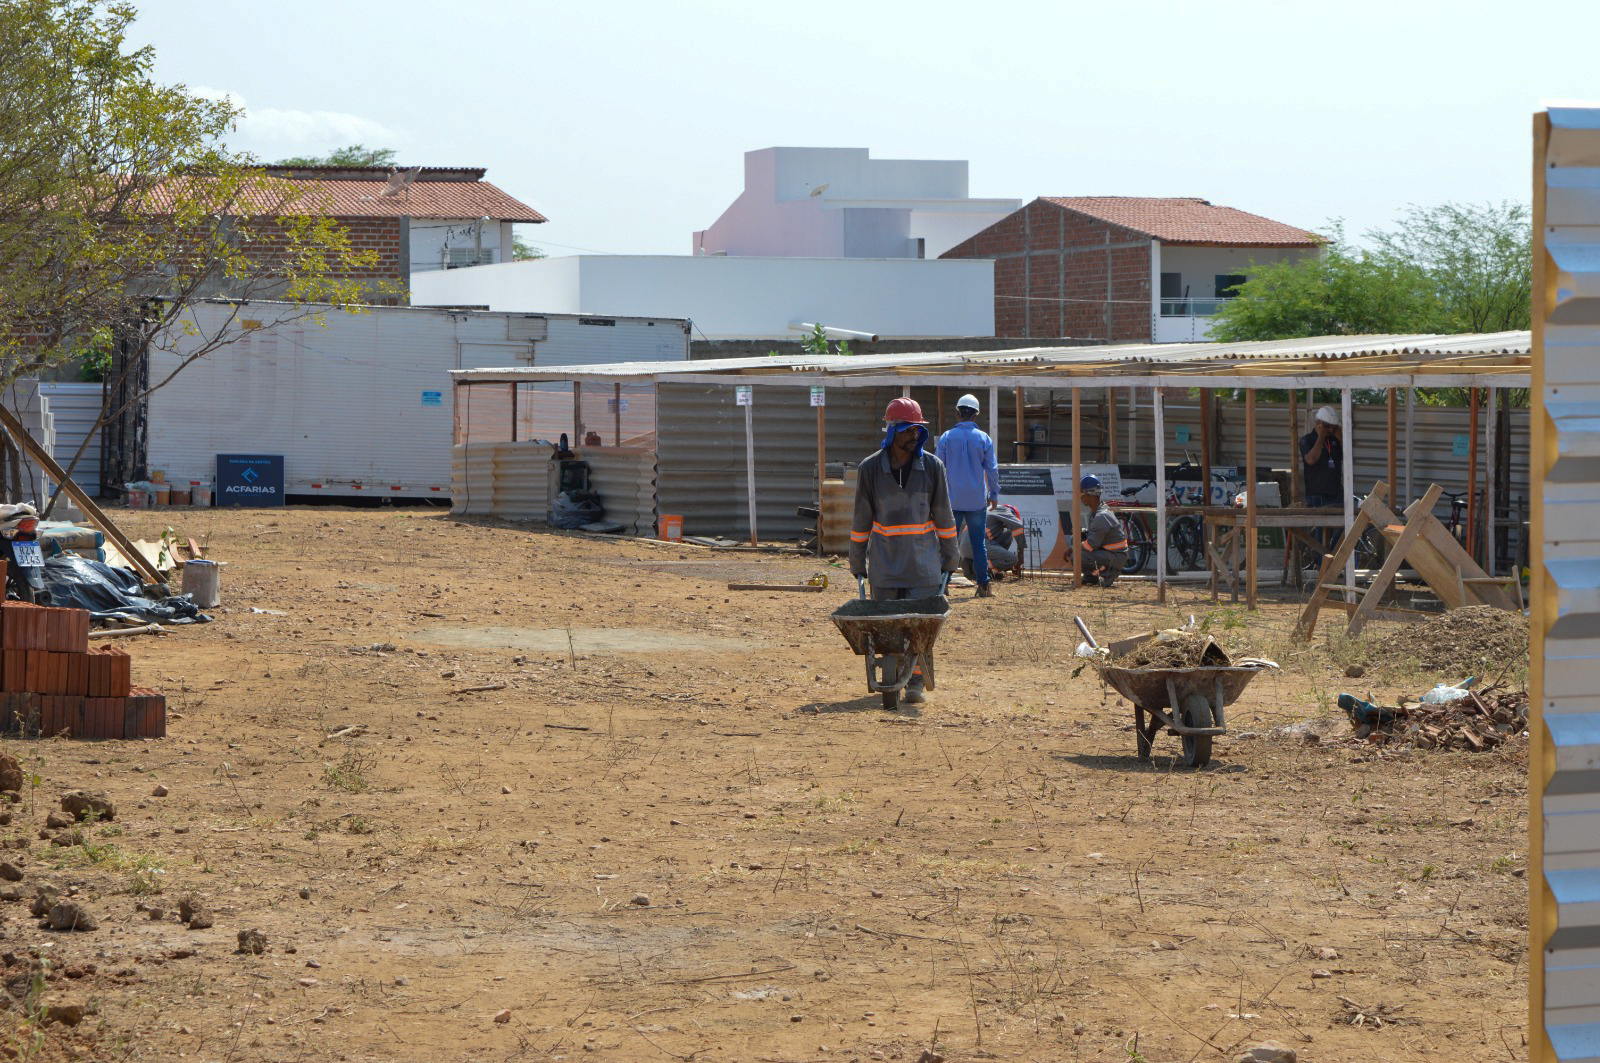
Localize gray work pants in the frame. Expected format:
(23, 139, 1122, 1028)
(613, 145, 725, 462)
(869, 583, 942, 690)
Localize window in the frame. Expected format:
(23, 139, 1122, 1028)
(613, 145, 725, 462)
(1215, 274, 1247, 297)
(1160, 272, 1182, 299)
(444, 248, 496, 269)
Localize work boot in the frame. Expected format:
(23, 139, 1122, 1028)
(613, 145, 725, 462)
(904, 683, 926, 705)
(976, 583, 994, 599)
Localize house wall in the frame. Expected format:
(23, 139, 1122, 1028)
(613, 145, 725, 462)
(410, 255, 996, 340)
(1152, 245, 1319, 343)
(941, 199, 1153, 342)
(408, 218, 514, 274)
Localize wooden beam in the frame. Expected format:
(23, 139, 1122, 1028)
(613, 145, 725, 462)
(1014, 386, 1025, 463)
(1154, 390, 1167, 604)
(1467, 386, 1479, 560)
(1347, 484, 1442, 637)
(1106, 388, 1117, 464)
(1246, 390, 1258, 610)
(1071, 388, 1082, 586)
(1386, 387, 1397, 505)
(0, 405, 162, 585)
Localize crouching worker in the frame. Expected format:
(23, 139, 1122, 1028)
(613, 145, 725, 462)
(848, 397, 960, 705)
(1077, 475, 1128, 586)
(959, 503, 1026, 581)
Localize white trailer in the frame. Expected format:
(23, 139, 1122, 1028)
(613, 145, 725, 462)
(143, 300, 690, 500)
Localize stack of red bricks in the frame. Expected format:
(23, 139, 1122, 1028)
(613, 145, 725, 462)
(0, 601, 165, 739)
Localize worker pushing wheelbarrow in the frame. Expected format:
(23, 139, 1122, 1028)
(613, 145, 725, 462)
(837, 397, 962, 709)
(1077, 619, 1277, 768)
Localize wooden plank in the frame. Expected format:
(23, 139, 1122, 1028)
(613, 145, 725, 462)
(0, 406, 162, 585)
(1246, 390, 1258, 611)
(1071, 388, 1082, 587)
(1293, 482, 1389, 640)
(1348, 484, 1442, 637)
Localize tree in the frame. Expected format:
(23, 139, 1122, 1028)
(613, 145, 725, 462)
(275, 144, 398, 168)
(0, 1, 387, 509)
(1208, 203, 1532, 343)
(512, 232, 546, 260)
(1207, 223, 1446, 341)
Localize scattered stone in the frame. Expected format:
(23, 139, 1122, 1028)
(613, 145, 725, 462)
(46, 901, 97, 931)
(629, 893, 650, 907)
(493, 1009, 512, 1024)
(305, 959, 321, 969)
(1310, 969, 1332, 979)
(394, 976, 408, 986)
(60, 791, 114, 822)
(916, 1051, 946, 1063)
(44, 811, 74, 830)
(297, 977, 318, 988)
(298, 889, 311, 900)
(0, 753, 21, 793)
(0, 863, 22, 882)
(179, 896, 213, 930)
(151, 784, 169, 798)
(29, 887, 58, 918)
(501, 786, 512, 795)
(43, 1003, 86, 1026)
(1236, 1043, 1296, 1063)
(237, 929, 268, 955)
(1344, 664, 1366, 679)
(1314, 946, 1339, 961)
(147, 908, 165, 921)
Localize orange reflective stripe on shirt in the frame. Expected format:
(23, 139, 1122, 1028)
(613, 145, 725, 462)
(871, 522, 936, 537)
(1099, 539, 1129, 551)
(850, 530, 870, 542)
(935, 524, 957, 539)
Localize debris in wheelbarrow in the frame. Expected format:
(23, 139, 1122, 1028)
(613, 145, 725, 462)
(830, 590, 948, 712)
(1091, 627, 1278, 769)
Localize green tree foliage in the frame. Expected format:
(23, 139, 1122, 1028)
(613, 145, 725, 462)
(0, 0, 389, 507)
(1209, 204, 1531, 343)
(512, 232, 546, 260)
(275, 144, 398, 168)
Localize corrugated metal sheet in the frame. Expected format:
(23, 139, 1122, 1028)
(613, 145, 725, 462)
(1534, 104, 1600, 1062)
(581, 446, 656, 536)
(147, 301, 686, 498)
(37, 382, 104, 497)
(2, 379, 57, 507)
(539, 317, 690, 366)
(491, 441, 545, 518)
(450, 443, 496, 515)
(654, 383, 1021, 542)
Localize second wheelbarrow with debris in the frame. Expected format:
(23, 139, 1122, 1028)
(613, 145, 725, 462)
(1080, 621, 1277, 768)
(831, 578, 949, 711)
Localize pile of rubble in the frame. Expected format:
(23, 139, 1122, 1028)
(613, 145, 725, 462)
(1351, 687, 1528, 751)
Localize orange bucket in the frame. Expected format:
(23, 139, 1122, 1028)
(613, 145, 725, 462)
(659, 515, 683, 542)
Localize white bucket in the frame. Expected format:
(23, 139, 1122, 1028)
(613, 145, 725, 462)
(191, 482, 213, 507)
(181, 559, 221, 608)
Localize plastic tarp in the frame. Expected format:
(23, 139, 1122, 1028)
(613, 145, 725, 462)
(40, 555, 211, 624)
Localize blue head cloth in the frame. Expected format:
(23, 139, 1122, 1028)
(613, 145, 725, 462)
(881, 421, 929, 453)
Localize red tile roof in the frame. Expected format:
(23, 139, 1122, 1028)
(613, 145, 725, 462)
(137, 172, 546, 223)
(1040, 197, 1317, 246)
(292, 177, 546, 223)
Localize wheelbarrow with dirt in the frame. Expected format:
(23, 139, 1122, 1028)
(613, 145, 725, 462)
(831, 578, 949, 710)
(1077, 620, 1277, 768)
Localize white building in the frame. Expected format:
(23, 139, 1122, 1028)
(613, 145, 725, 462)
(693, 147, 1019, 260)
(409, 254, 994, 341)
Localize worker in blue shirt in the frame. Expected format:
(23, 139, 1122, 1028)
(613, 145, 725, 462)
(935, 394, 1000, 598)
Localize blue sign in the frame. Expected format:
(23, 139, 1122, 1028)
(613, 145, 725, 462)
(1452, 434, 1470, 458)
(216, 454, 285, 507)
(1175, 426, 1191, 444)
(421, 390, 443, 407)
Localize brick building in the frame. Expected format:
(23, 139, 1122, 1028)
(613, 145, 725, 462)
(941, 197, 1319, 343)
(262, 165, 546, 303)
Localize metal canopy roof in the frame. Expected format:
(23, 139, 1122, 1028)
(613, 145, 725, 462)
(451, 331, 1532, 389)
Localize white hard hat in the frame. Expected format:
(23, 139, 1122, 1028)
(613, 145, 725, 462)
(1314, 406, 1340, 427)
(956, 393, 980, 412)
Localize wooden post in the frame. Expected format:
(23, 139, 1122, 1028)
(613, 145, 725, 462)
(1154, 389, 1168, 604)
(1106, 387, 1118, 464)
(1466, 386, 1480, 561)
(452, 383, 465, 446)
(1404, 386, 1416, 511)
(1128, 387, 1138, 463)
(816, 391, 827, 558)
(1341, 387, 1355, 602)
(988, 386, 999, 453)
(574, 382, 584, 446)
(510, 383, 519, 442)
(1245, 389, 1258, 610)
(1287, 387, 1301, 504)
(1386, 388, 1397, 507)
(1014, 386, 1025, 462)
(1045, 389, 1056, 464)
(1071, 388, 1083, 586)
(1199, 388, 1213, 502)
(743, 389, 757, 547)
(1485, 386, 1498, 576)
(936, 387, 945, 436)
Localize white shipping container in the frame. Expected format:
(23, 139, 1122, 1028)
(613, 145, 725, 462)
(145, 300, 689, 499)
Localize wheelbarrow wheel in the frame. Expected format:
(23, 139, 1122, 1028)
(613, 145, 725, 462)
(1179, 693, 1214, 769)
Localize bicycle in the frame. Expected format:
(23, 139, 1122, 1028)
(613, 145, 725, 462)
(1108, 480, 1206, 575)
(1440, 489, 1470, 548)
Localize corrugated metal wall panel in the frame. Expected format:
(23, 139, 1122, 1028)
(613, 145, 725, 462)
(450, 444, 497, 515)
(1534, 104, 1600, 1062)
(492, 441, 546, 518)
(36, 382, 103, 497)
(581, 446, 656, 536)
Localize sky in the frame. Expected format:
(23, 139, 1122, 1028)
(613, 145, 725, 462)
(128, 0, 1600, 257)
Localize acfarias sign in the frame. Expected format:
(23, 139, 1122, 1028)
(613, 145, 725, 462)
(216, 454, 286, 507)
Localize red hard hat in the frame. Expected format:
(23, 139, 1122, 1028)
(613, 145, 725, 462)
(883, 397, 928, 425)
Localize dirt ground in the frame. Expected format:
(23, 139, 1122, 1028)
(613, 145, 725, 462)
(0, 507, 1529, 1062)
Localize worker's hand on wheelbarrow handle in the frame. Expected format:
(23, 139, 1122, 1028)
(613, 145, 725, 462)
(857, 576, 867, 600)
